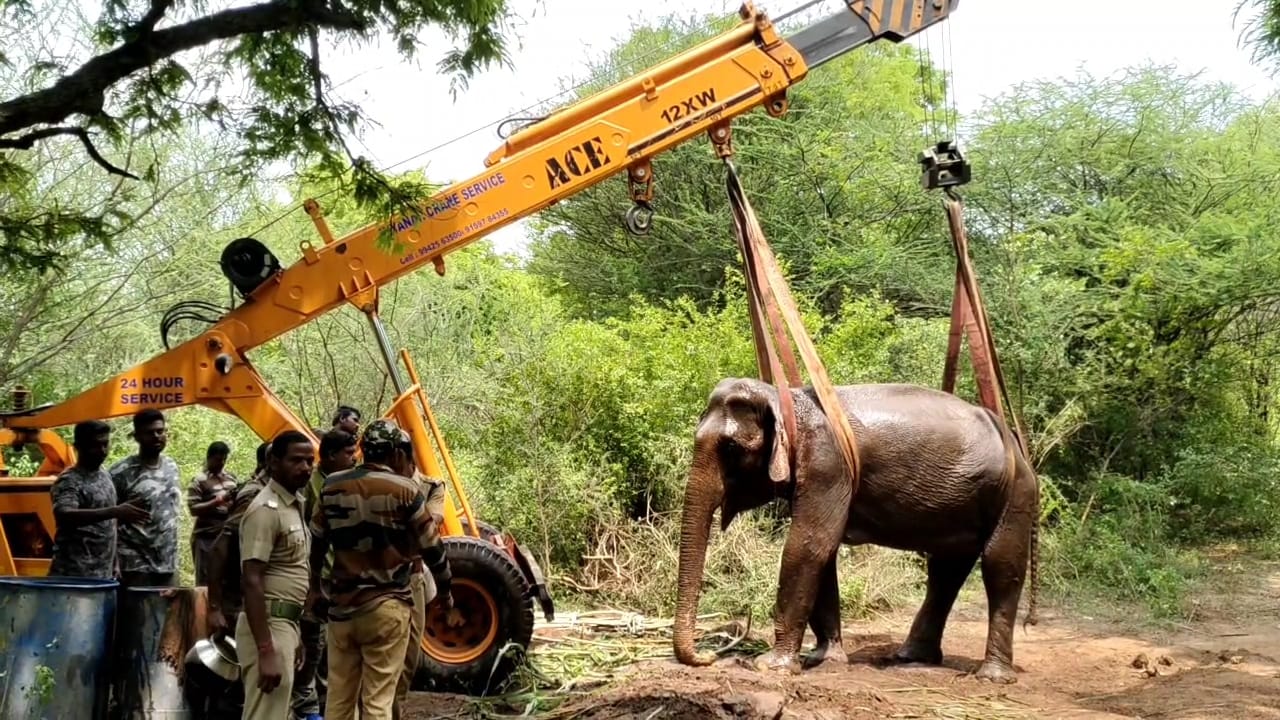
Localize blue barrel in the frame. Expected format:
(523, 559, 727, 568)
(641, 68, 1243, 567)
(0, 576, 118, 720)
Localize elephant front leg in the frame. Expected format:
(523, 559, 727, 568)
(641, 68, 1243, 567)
(756, 488, 847, 675)
(804, 555, 847, 668)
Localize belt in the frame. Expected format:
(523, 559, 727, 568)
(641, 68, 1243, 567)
(268, 599, 304, 623)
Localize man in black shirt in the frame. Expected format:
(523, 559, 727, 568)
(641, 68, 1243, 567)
(48, 420, 148, 578)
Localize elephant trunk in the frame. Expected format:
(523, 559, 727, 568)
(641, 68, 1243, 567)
(673, 446, 724, 666)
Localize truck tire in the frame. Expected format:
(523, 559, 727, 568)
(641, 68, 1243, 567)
(413, 535, 535, 695)
(459, 516, 502, 544)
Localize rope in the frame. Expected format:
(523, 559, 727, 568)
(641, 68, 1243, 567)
(941, 20, 960, 140)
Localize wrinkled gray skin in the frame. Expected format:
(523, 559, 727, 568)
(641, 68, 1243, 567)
(673, 378, 1038, 683)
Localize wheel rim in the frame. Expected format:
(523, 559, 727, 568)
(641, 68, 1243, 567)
(421, 578, 500, 663)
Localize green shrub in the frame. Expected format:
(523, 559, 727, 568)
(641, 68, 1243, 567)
(1160, 440, 1280, 541)
(1046, 473, 1203, 619)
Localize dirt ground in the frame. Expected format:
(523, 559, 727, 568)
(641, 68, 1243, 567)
(405, 557, 1280, 719)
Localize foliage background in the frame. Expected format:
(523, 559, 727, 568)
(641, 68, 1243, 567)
(5, 8, 1280, 620)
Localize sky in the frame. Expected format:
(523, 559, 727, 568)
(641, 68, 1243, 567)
(317, 0, 1279, 256)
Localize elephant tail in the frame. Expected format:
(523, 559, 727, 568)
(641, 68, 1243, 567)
(1024, 503, 1040, 629)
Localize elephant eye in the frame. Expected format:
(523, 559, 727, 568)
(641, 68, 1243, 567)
(720, 437, 754, 464)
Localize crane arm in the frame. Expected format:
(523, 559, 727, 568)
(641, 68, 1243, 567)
(196, 0, 956, 354)
(2, 0, 955, 432)
(0, 330, 316, 442)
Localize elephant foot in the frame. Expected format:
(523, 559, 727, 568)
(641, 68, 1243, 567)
(974, 660, 1017, 684)
(803, 641, 849, 669)
(888, 642, 943, 666)
(754, 649, 803, 675)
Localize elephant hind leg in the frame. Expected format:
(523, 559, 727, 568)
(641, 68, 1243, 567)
(891, 553, 977, 665)
(975, 501, 1033, 683)
(804, 555, 847, 668)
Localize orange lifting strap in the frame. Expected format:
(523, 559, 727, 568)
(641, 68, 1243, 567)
(922, 141, 1029, 461)
(717, 131, 862, 492)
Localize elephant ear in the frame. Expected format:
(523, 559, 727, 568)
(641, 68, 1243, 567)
(767, 393, 792, 486)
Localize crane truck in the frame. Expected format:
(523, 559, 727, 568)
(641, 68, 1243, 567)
(0, 0, 958, 694)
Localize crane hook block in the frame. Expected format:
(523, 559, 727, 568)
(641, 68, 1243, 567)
(919, 140, 971, 191)
(624, 201, 654, 236)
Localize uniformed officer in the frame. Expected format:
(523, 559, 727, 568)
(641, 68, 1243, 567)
(237, 430, 314, 720)
(247, 441, 270, 484)
(203, 443, 270, 720)
(310, 419, 458, 720)
(206, 442, 271, 637)
(187, 441, 238, 585)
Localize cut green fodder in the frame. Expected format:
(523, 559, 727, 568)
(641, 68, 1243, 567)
(455, 611, 764, 717)
(874, 685, 1039, 720)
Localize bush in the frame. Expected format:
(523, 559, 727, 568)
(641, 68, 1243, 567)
(1160, 440, 1280, 542)
(1046, 473, 1204, 619)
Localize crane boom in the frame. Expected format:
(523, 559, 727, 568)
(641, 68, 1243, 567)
(2, 0, 956, 431)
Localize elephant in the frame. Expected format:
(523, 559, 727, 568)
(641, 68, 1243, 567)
(672, 377, 1039, 683)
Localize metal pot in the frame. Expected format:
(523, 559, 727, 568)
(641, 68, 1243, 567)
(185, 636, 240, 683)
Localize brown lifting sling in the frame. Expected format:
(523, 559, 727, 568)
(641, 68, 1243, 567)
(715, 126, 862, 493)
(921, 141, 1029, 463)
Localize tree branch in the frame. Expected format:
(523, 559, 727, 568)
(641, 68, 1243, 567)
(0, 0, 366, 138)
(131, 0, 176, 39)
(0, 125, 139, 179)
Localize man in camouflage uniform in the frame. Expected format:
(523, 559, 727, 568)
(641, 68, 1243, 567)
(188, 441, 238, 585)
(109, 408, 182, 587)
(309, 419, 459, 720)
(48, 420, 149, 578)
(291, 428, 358, 720)
(237, 430, 314, 720)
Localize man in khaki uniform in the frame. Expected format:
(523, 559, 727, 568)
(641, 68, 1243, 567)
(237, 430, 315, 720)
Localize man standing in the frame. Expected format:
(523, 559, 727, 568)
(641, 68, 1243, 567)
(109, 408, 182, 587)
(309, 420, 458, 720)
(188, 441, 238, 585)
(200, 441, 272, 720)
(248, 442, 269, 483)
(292, 429, 358, 720)
(48, 420, 149, 578)
(331, 405, 361, 436)
(304, 430, 358, 520)
(207, 442, 270, 635)
(237, 430, 314, 720)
